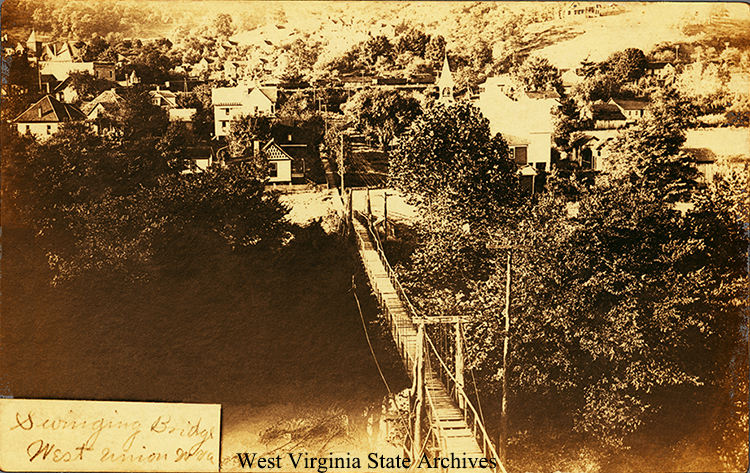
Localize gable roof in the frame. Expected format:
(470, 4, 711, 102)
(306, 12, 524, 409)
(81, 89, 123, 115)
(52, 76, 74, 94)
(262, 139, 292, 161)
(592, 103, 627, 121)
(212, 84, 278, 107)
(609, 97, 649, 111)
(13, 95, 86, 123)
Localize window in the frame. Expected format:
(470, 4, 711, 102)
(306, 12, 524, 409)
(225, 108, 230, 115)
(46, 124, 52, 135)
(25, 125, 30, 132)
(535, 162, 546, 172)
(512, 146, 527, 165)
(254, 106, 259, 115)
(269, 162, 278, 178)
(221, 121, 227, 129)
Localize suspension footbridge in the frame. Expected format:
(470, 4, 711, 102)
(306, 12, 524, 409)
(346, 188, 507, 473)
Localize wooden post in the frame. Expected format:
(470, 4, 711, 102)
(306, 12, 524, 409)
(413, 322, 424, 460)
(455, 321, 465, 409)
(366, 187, 372, 218)
(499, 250, 511, 466)
(383, 192, 389, 240)
(347, 188, 353, 236)
(339, 134, 345, 194)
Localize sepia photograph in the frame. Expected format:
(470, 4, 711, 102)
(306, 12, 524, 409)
(0, 1, 748, 472)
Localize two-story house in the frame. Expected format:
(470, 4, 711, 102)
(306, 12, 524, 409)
(211, 78, 278, 137)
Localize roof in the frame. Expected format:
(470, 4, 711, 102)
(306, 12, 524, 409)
(503, 133, 531, 146)
(683, 147, 717, 163)
(52, 76, 73, 93)
(13, 95, 86, 123)
(525, 90, 561, 100)
(211, 84, 278, 106)
(609, 98, 649, 110)
(593, 103, 627, 121)
(646, 62, 674, 70)
(436, 55, 454, 88)
(81, 89, 122, 115)
(169, 108, 196, 122)
(262, 139, 293, 161)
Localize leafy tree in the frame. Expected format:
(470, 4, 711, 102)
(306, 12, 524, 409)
(82, 35, 110, 62)
(226, 114, 273, 180)
(281, 38, 322, 82)
(395, 28, 430, 58)
(602, 48, 648, 83)
(67, 70, 114, 103)
(121, 38, 177, 85)
(389, 101, 520, 223)
(461, 178, 747, 453)
(515, 56, 562, 94)
(177, 82, 215, 139)
(213, 13, 235, 40)
(424, 35, 446, 69)
(343, 88, 421, 151)
(604, 87, 700, 201)
(1, 52, 42, 123)
(361, 35, 394, 70)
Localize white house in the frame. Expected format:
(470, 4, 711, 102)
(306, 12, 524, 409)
(262, 139, 293, 184)
(211, 78, 278, 137)
(475, 76, 557, 172)
(13, 95, 86, 139)
(227, 139, 293, 184)
(150, 87, 178, 108)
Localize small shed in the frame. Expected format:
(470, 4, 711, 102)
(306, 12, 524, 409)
(262, 139, 293, 184)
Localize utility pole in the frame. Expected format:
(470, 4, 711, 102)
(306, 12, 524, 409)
(455, 321, 465, 409)
(499, 249, 511, 465)
(486, 243, 530, 467)
(366, 187, 372, 218)
(339, 134, 345, 195)
(412, 322, 425, 459)
(383, 191, 390, 240)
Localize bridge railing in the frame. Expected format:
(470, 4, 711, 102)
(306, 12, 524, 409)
(352, 206, 507, 473)
(424, 333, 507, 473)
(352, 211, 415, 374)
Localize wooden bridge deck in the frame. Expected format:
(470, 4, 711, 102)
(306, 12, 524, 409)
(352, 217, 484, 458)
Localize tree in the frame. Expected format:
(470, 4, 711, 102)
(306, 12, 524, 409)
(343, 88, 421, 151)
(389, 101, 520, 223)
(360, 35, 395, 73)
(395, 28, 430, 58)
(515, 56, 562, 94)
(67, 70, 113, 103)
(604, 87, 700, 201)
(603, 48, 648, 83)
(461, 178, 747, 455)
(82, 35, 110, 62)
(424, 35, 446, 69)
(213, 13, 234, 40)
(1, 52, 42, 123)
(226, 114, 273, 180)
(177, 82, 215, 139)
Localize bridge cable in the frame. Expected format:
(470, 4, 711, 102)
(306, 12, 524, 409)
(461, 325, 487, 427)
(351, 276, 392, 395)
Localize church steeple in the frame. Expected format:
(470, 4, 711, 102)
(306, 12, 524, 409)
(436, 54, 455, 104)
(26, 30, 43, 58)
